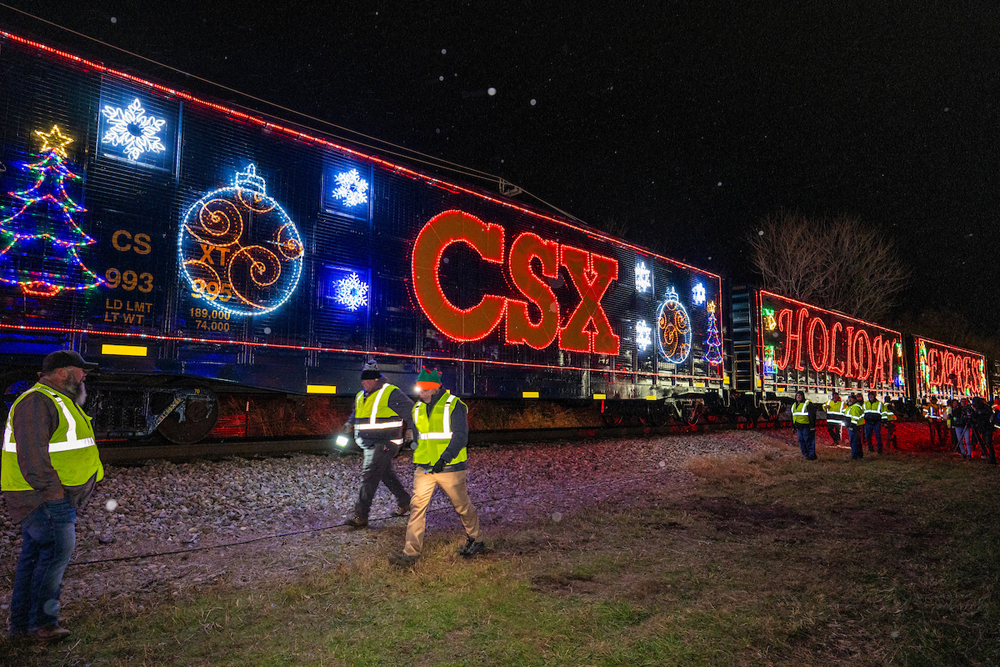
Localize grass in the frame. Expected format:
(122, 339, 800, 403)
(4, 437, 1000, 666)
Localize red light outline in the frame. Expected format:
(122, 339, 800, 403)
(505, 232, 559, 349)
(410, 210, 506, 342)
(0, 31, 721, 282)
(913, 335, 987, 398)
(557, 245, 620, 355)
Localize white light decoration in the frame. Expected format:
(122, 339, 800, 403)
(692, 282, 706, 305)
(101, 98, 166, 161)
(335, 272, 369, 311)
(636, 319, 652, 351)
(331, 168, 369, 207)
(635, 260, 651, 293)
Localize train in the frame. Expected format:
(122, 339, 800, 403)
(0, 29, 991, 445)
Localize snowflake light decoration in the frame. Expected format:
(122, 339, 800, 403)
(692, 282, 706, 305)
(635, 260, 651, 293)
(101, 98, 166, 161)
(331, 169, 369, 207)
(335, 272, 369, 310)
(636, 319, 652, 351)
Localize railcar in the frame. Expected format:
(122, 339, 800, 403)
(0, 30, 727, 443)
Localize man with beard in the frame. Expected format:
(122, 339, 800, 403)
(2, 350, 103, 641)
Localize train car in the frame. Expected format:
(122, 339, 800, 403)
(0, 30, 726, 443)
(731, 287, 906, 421)
(908, 336, 988, 401)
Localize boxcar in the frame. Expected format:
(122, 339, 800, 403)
(0, 31, 725, 442)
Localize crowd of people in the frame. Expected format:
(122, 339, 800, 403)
(790, 389, 999, 465)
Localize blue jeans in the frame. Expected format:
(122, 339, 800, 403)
(10, 498, 77, 632)
(849, 427, 863, 459)
(863, 422, 883, 452)
(796, 427, 816, 458)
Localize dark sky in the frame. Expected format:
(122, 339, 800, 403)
(3, 2, 1000, 337)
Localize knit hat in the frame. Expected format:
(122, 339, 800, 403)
(360, 359, 382, 380)
(415, 367, 441, 391)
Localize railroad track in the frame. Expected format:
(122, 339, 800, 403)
(97, 420, 771, 464)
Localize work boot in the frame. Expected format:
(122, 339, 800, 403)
(32, 624, 70, 642)
(346, 516, 368, 528)
(389, 552, 418, 568)
(459, 535, 485, 558)
(392, 503, 410, 517)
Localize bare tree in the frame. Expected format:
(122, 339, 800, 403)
(750, 210, 909, 321)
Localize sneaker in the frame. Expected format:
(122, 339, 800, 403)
(389, 552, 419, 568)
(346, 516, 368, 528)
(32, 624, 70, 641)
(392, 504, 410, 517)
(459, 536, 485, 558)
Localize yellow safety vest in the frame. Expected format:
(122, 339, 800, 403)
(353, 384, 404, 443)
(845, 403, 865, 426)
(824, 399, 844, 423)
(863, 400, 884, 423)
(412, 390, 468, 466)
(2, 383, 104, 491)
(792, 401, 811, 426)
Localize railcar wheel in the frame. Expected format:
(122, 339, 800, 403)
(601, 412, 625, 427)
(152, 387, 219, 445)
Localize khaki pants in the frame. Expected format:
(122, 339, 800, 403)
(403, 469, 480, 557)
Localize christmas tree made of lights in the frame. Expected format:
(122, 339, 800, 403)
(0, 125, 103, 296)
(703, 301, 723, 365)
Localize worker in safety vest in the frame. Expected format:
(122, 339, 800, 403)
(823, 392, 845, 444)
(791, 391, 818, 459)
(2, 350, 104, 641)
(389, 367, 483, 567)
(882, 395, 899, 451)
(863, 391, 885, 453)
(341, 359, 414, 528)
(844, 394, 866, 460)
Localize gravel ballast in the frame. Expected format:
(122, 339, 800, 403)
(0, 429, 806, 614)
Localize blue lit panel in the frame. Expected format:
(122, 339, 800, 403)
(318, 264, 371, 312)
(97, 79, 178, 172)
(322, 157, 372, 221)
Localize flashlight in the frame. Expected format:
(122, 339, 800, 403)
(335, 435, 351, 449)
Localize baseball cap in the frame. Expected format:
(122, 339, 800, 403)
(42, 350, 97, 373)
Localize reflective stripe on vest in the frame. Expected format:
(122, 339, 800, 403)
(412, 391, 467, 466)
(2, 384, 104, 491)
(792, 401, 810, 425)
(846, 404, 865, 425)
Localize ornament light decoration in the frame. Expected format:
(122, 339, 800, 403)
(101, 98, 167, 161)
(331, 168, 369, 207)
(179, 164, 304, 316)
(655, 286, 692, 364)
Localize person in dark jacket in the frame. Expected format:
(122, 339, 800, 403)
(952, 398, 974, 459)
(341, 360, 414, 527)
(2, 350, 103, 641)
(971, 397, 995, 463)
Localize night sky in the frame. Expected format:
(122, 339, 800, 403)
(3, 2, 1000, 338)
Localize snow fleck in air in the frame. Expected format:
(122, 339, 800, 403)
(439, 75, 444, 81)
(718, 182, 722, 186)
(105, 499, 118, 511)
(551, 512, 562, 522)
(488, 87, 497, 96)
(441, 49, 447, 54)
(759, 230, 765, 236)
(111, 17, 117, 23)
(530, 99, 537, 105)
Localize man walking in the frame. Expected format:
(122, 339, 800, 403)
(341, 360, 413, 528)
(845, 394, 865, 460)
(390, 368, 483, 567)
(2, 350, 104, 641)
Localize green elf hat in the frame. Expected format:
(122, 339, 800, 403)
(415, 367, 442, 391)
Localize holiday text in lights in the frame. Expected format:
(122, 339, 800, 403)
(764, 301, 900, 386)
(411, 210, 620, 354)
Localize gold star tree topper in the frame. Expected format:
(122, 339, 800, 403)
(35, 125, 73, 156)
